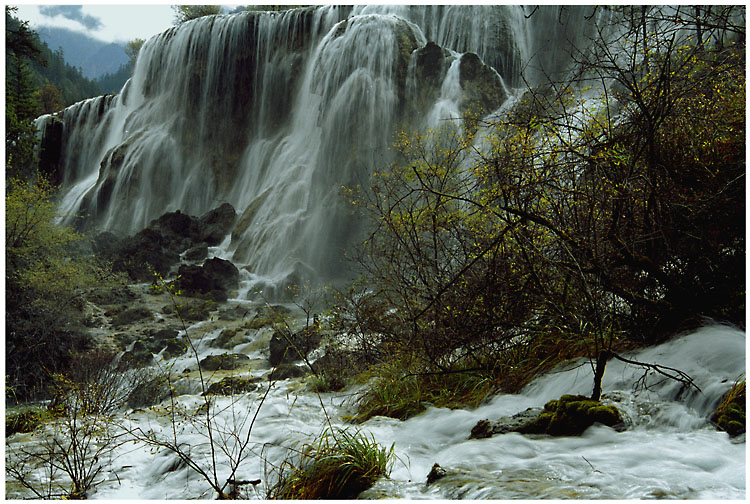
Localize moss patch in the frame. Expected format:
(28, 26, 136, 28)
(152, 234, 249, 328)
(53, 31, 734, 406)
(711, 379, 745, 437)
(524, 394, 623, 436)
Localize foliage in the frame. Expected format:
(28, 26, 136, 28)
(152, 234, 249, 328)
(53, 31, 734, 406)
(341, 7, 744, 404)
(351, 357, 495, 423)
(172, 4, 223, 24)
(267, 427, 394, 499)
(5, 6, 42, 178)
(125, 38, 145, 71)
(6, 7, 103, 178)
(5, 177, 109, 400)
(6, 353, 131, 499)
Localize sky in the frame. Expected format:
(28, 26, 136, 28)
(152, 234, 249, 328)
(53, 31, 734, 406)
(13, 3, 177, 44)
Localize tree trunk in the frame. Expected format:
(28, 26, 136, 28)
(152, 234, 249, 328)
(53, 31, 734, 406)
(591, 349, 611, 401)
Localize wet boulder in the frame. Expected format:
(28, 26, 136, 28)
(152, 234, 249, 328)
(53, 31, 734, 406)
(110, 306, 152, 327)
(199, 353, 250, 371)
(197, 203, 236, 245)
(118, 341, 154, 370)
(212, 328, 248, 349)
(269, 363, 308, 381)
(149, 209, 199, 250)
(269, 327, 321, 367)
(110, 227, 180, 281)
(458, 52, 507, 116)
(426, 463, 448, 486)
(469, 408, 546, 439)
(184, 243, 209, 261)
(203, 258, 240, 291)
(127, 375, 171, 408)
(176, 258, 239, 300)
(203, 376, 261, 396)
(412, 41, 453, 111)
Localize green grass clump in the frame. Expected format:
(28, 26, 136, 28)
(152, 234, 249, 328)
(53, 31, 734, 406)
(712, 378, 745, 437)
(268, 427, 394, 499)
(5, 408, 56, 436)
(351, 360, 495, 423)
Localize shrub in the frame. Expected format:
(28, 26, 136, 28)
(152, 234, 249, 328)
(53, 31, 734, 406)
(268, 427, 394, 499)
(5, 177, 105, 400)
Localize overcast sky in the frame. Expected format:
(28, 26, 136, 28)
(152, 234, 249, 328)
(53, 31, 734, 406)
(13, 4, 177, 44)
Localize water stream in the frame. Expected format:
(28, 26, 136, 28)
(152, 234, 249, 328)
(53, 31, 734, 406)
(8, 324, 743, 499)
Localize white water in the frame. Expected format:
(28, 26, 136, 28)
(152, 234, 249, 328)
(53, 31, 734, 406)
(7, 324, 743, 499)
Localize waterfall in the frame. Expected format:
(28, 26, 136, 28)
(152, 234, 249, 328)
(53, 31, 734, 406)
(45, 5, 614, 296)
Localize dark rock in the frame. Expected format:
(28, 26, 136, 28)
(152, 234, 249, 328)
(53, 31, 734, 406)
(37, 115, 64, 184)
(91, 231, 123, 259)
(203, 258, 240, 291)
(199, 353, 250, 372)
(176, 299, 218, 321)
(213, 328, 247, 349)
(245, 304, 290, 329)
(101, 204, 236, 282)
(269, 327, 321, 367)
(111, 227, 180, 281)
(458, 52, 508, 115)
(111, 307, 152, 327)
(146, 328, 185, 356)
(218, 304, 252, 321)
(269, 363, 308, 381)
(184, 243, 209, 261)
(177, 264, 215, 293)
(426, 463, 448, 485)
(203, 376, 261, 395)
(149, 209, 198, 245)
(86, 285, 135, 306)
(410, 41, 453, 114)
(127, 376, 171, 408)
(176, 258, 239, 298)
(469, 419, 494, 440)
(197, 203, 236, 245)
(162, 338, 188, 359)
(118, 341, 154, 370)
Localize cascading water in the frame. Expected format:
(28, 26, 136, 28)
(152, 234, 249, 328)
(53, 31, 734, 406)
(43, 5, 610, 298)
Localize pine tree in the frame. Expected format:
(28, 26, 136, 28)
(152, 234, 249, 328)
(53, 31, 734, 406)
(5, 6, 42, 180)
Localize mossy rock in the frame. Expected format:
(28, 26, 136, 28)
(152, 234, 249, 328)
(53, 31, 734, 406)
(203, 376, 261, 395)
(525, 394, 623, 436)
(244, 305, 290, 329)
(212, 328, 247, 349)
(175, 299, 218, 321)
(711, 379, 745, 437)
(111, 306, 152, 327)
(199, 353, 250, 371)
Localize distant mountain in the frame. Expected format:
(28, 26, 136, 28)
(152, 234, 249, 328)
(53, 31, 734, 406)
(36, 26, 128, 79)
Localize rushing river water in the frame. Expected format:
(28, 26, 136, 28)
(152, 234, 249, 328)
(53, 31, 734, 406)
(7, 323, 744, 499)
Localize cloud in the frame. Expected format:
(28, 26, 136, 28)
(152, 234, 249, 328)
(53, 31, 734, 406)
(38, 5, 103, 31)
